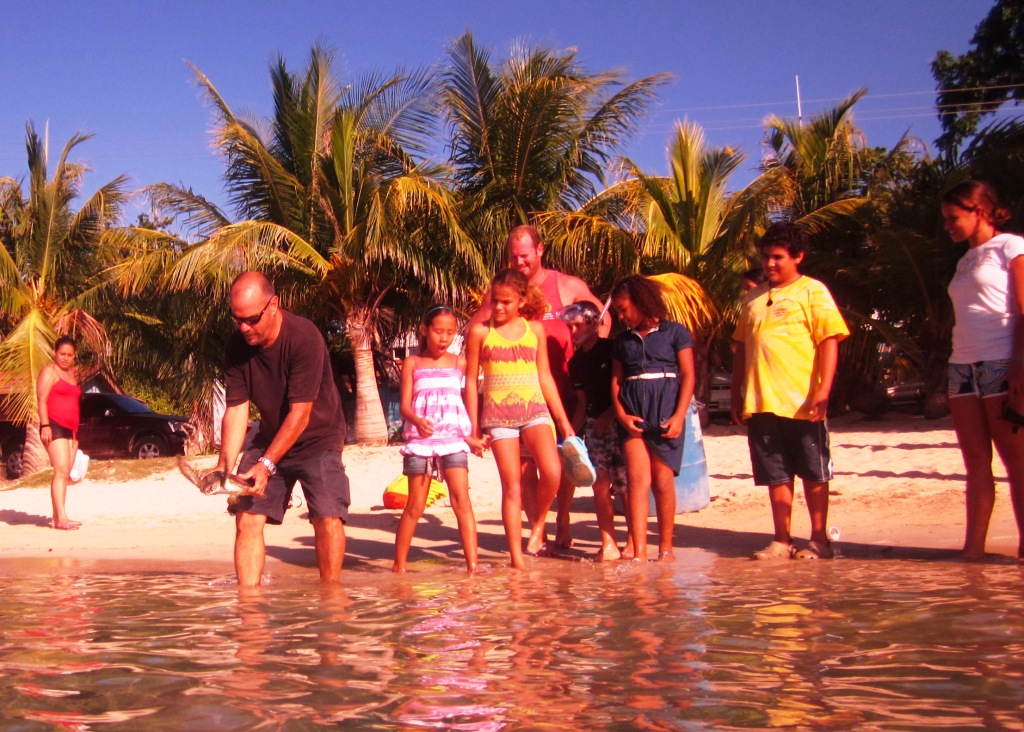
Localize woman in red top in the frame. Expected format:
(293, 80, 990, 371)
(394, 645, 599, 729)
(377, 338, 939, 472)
(37, 336, 82, 530)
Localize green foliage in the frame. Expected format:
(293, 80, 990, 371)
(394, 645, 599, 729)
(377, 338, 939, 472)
(932, 0, 1024, 156)
(6, 31, 1023, 429)
(0, 123, 128, 422)
(441, 31, 670, 269)
(117, 371, 190, 417)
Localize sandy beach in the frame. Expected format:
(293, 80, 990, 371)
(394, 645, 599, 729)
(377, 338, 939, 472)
(1, 412, 1020, 573)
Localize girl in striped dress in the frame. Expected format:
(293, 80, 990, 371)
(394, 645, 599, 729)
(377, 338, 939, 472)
(465, 269, 574, 569)
(394, 306, 481, 573)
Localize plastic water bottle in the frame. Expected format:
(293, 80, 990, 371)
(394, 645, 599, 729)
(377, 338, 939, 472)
(828, 526, 841, 557)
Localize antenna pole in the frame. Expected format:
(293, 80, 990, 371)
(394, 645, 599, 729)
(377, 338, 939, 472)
(796, 75, 803, 128)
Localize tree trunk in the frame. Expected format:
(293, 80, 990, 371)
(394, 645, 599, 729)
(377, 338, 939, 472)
(348, 314, 389, 445)
(21, 419, 48, 478)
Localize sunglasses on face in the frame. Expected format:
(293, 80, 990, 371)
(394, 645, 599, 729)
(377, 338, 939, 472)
(230, 297, 275, 327)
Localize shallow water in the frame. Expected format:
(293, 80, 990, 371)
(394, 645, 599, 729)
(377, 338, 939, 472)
(1, 556, 1022, 730)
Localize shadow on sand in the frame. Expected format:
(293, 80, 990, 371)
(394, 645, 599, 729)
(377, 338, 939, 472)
(0, 509, 52, 528)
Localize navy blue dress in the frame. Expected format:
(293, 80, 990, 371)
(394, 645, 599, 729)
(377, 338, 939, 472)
(612, 320, 693, 474)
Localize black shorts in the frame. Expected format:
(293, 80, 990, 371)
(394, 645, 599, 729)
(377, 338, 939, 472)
(746, 413, 833, 486)
(229, 448, 350, 525)
(50, 423, 76, 441)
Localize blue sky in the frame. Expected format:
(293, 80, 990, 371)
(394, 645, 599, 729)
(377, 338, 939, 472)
(0, 0, 1000, 219)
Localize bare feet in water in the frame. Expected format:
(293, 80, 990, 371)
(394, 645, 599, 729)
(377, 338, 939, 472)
(594, 545, 622, 562)
(526, 531, 552, 557)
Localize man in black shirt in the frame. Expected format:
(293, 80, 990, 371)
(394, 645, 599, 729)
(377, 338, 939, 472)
(215, 272, 350, 585)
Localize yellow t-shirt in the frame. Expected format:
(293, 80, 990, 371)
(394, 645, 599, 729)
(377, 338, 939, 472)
(733, 276, 849, 420)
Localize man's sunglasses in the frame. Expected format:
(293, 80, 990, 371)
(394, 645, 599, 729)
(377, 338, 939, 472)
(230, 297, 275, 327)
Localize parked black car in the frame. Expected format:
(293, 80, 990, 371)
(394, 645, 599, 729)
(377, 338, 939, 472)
(0, 421, 26, 479)
(0, 393, 194, 478)
(78, 393, 194, 459)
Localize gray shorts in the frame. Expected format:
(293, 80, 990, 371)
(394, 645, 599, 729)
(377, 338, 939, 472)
(747, 413, 833, 486)
(403, 452, 468, 475)
(948, 360, 1010, 399)
(229, 448, 350, 525)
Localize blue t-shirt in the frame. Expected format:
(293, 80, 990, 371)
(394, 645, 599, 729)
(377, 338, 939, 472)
(612, 321, 693, 376)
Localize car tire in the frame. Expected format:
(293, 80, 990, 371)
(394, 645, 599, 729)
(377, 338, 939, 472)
(133, 434, 169, 459)
(3, 443, 24, 479)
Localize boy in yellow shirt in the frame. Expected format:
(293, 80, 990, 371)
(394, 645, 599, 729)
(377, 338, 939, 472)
(731, 223, 850, 559)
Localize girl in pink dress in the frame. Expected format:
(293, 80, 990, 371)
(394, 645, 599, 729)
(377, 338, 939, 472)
(393, 306, 482, 573)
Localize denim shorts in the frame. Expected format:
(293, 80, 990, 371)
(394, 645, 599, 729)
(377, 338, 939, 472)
(488, 414, 552, 442)
(948, 360, 1010, 399)
(403, 452, 468, 475)
(229, 448, 350, 525)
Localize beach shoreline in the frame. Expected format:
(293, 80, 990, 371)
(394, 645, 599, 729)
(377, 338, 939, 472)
(1, 412, 1020, 574)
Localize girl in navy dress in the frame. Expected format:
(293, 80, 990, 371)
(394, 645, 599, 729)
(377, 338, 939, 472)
(610, 276, 695, 562)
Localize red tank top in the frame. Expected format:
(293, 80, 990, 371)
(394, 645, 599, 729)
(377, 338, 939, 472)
(47, 377, 81, 431)
(535, 270, 576, 411)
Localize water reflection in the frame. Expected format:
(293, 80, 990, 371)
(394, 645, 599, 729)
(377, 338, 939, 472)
(0, 558, 1021, 729)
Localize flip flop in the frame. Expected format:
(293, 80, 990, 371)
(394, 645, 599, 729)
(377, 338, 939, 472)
(53, 520, 81, 531)
(794, 540, 835, 560)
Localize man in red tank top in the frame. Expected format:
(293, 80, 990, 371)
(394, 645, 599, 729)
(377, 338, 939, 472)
(471, 225, 608, 551)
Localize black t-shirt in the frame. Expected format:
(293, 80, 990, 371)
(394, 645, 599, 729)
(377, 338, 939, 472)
(224, 310, 346, 458)
(568, 337, 615, 419)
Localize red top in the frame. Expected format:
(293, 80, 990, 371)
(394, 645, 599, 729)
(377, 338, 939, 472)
(47, 377, 81, 431)
(535, 270, 576, 413)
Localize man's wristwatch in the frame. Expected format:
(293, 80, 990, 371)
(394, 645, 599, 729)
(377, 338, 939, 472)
(257, 456, 277, 476)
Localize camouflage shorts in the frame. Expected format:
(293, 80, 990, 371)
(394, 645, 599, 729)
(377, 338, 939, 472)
(583, 417, 628, 494)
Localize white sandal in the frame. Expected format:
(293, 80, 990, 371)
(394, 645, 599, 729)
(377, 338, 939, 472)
(753, 541, 795, 560)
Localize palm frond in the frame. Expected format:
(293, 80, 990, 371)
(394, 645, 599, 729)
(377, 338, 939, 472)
(648, 272, 717, 339)
(164, 221, 329, 295)
(144, 183, 232, 241)
(0, 308, 56, 422)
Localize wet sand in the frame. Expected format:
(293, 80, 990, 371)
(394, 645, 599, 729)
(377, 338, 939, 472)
(0, 412, 1019, 573)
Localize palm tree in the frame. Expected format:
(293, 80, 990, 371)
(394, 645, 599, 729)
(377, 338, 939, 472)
(0, 123, 128, 474)
(101, 185, 234, 446)
(543, 119, 775, 317)
(539, 120, 764, 408)
(759, 89, 875, 236)
(441, 31, 671, 270)
(853, 117, 1024, 415)
(106, 46, 485, 444)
